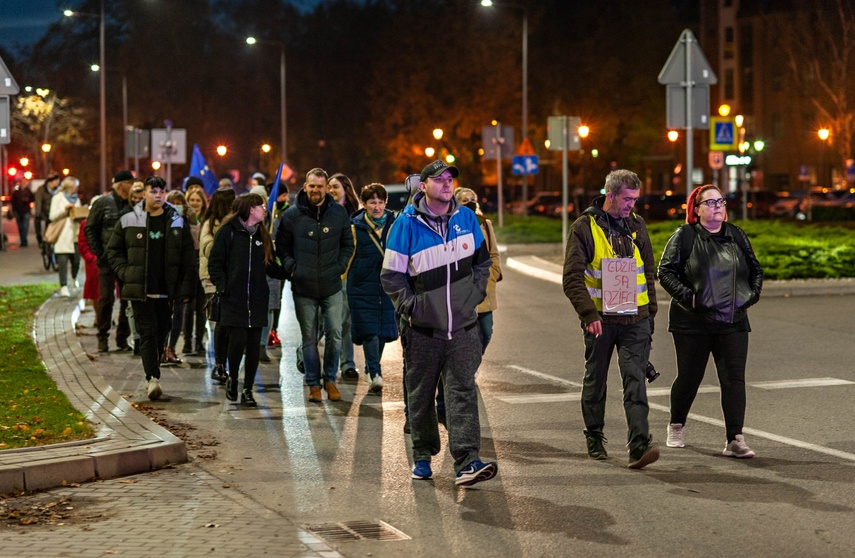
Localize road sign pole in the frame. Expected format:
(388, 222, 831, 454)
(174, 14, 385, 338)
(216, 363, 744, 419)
(684, 32, 694, 197)
(495, 122, 504, 228)
(562, 116, 569, 247)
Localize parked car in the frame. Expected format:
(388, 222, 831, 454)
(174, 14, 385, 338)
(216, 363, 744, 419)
(508, 191, 574, 218)
(636, 193, 686, 221)
(769, 188, 837, 218)
(724, 190, 778, 219)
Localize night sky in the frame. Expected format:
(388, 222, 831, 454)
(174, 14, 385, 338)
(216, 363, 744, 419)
(0, 0, 328, 54)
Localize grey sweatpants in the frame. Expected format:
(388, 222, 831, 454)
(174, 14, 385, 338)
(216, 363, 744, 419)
(405, 326, 483, 473)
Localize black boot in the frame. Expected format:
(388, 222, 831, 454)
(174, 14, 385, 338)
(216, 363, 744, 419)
(240, 389, 257, 407)
(225, 377, 238, 401)
(584, 430, 609, 460)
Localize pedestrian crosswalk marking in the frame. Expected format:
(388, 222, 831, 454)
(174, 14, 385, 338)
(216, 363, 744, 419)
(715, 122, 733, 144)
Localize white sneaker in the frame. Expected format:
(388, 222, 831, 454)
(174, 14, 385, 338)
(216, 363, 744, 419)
(59, 285, 71, 297)
(723, 434, 755, 458)
(370, 374, 384, 394)
(73, 279, 80, 290)
(147, 378, 162, 401)
(666, 423, 685, 448)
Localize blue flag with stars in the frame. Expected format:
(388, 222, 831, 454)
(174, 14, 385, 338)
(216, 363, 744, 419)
(268, 162, 284, 214)
(189, 144, 219, 196)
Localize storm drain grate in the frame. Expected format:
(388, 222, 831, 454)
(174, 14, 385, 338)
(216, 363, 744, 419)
(305, 520, 411, 542)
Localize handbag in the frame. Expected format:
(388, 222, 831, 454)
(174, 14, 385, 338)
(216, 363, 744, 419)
(43, 217, 67, 245)
(206, 291, 221, 322)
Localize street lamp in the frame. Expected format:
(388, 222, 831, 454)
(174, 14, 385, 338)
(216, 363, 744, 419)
(65, 0, 106, 193)
(480, 0, 529, 203)
(246, 37, 287, 166)
(818, 128, 830, 188)
(90, 65, 128, 168)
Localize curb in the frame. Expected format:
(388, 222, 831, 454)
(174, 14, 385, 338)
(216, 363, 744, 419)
(0, 295, 187, 495)
(507, 255, 855, 297)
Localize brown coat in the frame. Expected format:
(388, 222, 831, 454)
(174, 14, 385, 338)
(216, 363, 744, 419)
(476, 217, 501, 313)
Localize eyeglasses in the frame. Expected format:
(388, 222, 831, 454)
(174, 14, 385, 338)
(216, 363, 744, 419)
(698, 198, 727, 208)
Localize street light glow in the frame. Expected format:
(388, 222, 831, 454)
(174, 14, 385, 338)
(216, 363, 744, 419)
(578, 125, 589, 138)
(667, 130, 679, 142)
(90, 64, 100, 72)
(63, 9, 74, 17)
(480, 0, 493, 6)
(19, 157, 29, 167)
(246, 36, 257, 45)
(445, 154, 456, 164)
(754, 140, 765, 152)
(718, 104, 731, 117)
(432, 128, 443, 140)
(42, 143, 52, 153)
(261, 144, 271, 153)
(152, 161, 162, 170)
(818, 128, 830, 141)
(216, 145, 228, 156)
(425, 147, 435, 157)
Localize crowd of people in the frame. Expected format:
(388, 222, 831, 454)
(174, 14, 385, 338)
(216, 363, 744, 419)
(15, 160, 764, 485)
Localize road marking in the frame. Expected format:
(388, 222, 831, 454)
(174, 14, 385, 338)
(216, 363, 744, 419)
(646, 401, 855, 463)
(500, 365, 855, 462)
(505, 365, 583, 388)
(748, 377, 855, 390)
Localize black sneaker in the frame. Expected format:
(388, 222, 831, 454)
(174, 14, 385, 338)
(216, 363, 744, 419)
(628, 441, 660, 469)
(97, 339, 109, 353)
(241, 389, 258, 407)
(342, 367, 359, 380)
(584, 430, 609, 460)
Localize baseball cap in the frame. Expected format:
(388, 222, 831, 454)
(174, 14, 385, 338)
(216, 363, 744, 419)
(251, 172, 266, 183)
(419, 160, 459, 182)
(113, 170, 134, 183)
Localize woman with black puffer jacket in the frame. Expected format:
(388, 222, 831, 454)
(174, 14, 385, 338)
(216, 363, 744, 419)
(658, 184, 763, 459)
(208, 193, 287, 406)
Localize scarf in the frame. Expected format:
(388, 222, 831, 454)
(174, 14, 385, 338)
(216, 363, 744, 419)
(239, 217, 259, 235)
(365, 212, 388, 230)
(63, 192, 79, 204)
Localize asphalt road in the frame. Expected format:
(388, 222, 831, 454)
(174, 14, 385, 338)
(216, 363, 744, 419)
(90, 255, 855, 558)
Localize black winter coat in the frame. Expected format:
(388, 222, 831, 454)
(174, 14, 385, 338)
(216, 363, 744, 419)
(208, 218, 287, 328)
(658, 222, 763, 332)
(347, 209, 398, 345)
(275, 190, 354, 299)
(86, 190, 132, 268)
(106, 204, 197, 302)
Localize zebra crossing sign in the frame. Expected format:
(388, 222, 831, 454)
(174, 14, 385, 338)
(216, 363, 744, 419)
(710, 117, 737, 150)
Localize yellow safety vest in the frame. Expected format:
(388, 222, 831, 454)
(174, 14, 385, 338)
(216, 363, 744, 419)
(584, 216, 649, 312)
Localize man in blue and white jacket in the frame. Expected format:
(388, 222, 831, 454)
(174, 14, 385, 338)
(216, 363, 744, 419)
(381, 160, 498, 487)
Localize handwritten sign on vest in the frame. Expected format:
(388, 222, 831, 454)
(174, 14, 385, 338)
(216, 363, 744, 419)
(601, 257, 638, 315)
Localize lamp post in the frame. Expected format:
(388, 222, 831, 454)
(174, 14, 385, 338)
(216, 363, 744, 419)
(247, 37, 287, 166)
(818, 127, 830, 187)
(65, 0, 106, 193)
(91, 65, 128, 169)
(480, 0, 528, 203)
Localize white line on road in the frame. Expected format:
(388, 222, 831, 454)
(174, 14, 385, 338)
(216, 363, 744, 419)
(748, 377, 855, 390)
(501, 365, 855, 463)
(505, 365, 583, 388)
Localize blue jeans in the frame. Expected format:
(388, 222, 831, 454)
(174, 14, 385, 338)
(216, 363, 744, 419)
(477, 311, 493, 355)
(293, 291, 343, 387)
(362, 335, 386, 379)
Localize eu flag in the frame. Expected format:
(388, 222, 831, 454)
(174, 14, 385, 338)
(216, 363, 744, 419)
(189, 144, 219, 196)
(268, 162, 284, 214)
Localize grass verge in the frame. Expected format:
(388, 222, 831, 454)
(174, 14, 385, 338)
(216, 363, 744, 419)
(490, 214, 855, 280)
(0, 284, 93, 450)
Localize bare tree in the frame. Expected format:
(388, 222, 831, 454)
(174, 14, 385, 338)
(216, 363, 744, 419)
(11, 89, 88, 175)
(782, 0, 855, 175)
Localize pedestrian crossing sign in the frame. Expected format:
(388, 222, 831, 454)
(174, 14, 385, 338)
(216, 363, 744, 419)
(710, 117, 737, 150)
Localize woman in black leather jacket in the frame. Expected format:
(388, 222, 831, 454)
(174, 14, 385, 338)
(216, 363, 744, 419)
(658, 184, 763, 458)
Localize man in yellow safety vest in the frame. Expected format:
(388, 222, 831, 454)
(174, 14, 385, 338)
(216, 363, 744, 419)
(562, 169, 659, 469)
